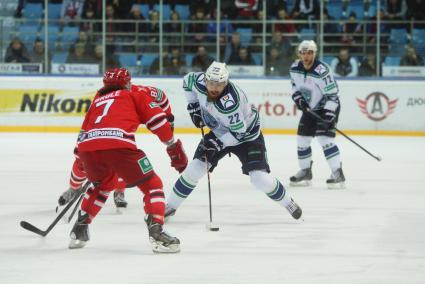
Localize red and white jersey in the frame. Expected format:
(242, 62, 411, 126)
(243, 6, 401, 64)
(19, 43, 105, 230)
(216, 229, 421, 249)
(77, 88, 173, 152)
(131, 84, 172, 118)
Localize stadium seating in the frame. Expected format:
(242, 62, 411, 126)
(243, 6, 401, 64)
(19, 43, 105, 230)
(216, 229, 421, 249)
(346, 1, 364, 20)
(384, 56, 400, 66)
(40, 25, 60, 50)
(119, 53, 138, 67)
(153, 4, 172, 20)
(47, 3, 62, 21)
(326, 2, 343, 20)
(236, 28, 253, 45)
(252, 53, 262, 65)
(299, 28, 316, 40)
(174, 4, 190, 20)
(52, 52, 68, 64)
(22, 3, 43, 20)
(18, 25, 39, 47)
(141, 53, 156, 68)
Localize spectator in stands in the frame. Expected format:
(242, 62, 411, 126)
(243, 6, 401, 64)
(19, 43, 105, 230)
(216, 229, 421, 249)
(274, 8, 297, 36)
(83, 0, 102, 18)
(359, 52, 381, 76)
(341, 12, 363, 51)
(400, 46, 424, 66)
(165, 47, 187, 75)
(66, 42, 93, 64)
(149, 51, 171, 75)
(385, 0, 407, 28)
(111, 0, 133, 21)
(189, 0, 214, 17)
(165, 11, 183, 46)
(91, 44, 120, 71)
(227, 47, 256, 65)
(262, 0, 288, 18)
(80, 7, 101, 33)
(68, 30, 94, 54)
(269, 31, 292, 58)
(252, 10, 271, 52)
(291, 0, 319, 28)
(191, 45, 214, 71)
(28, 38, 51, 72)
(5, 38, 29, 63)
(266, 46, 291, 76)
(407, 0, 425, 28)
(234, 0, 259, 28)
(224, 32, 242, 63)
(330, 48, 358, 77)
(207, 8, 234, 42)
(367, 9, 390, 45)
(323, 8, 340, 45)
(60, 0, 85, 26)
(146, 10, 160, 52)
(187, 7, 209, 52)
(105, 4, 119, 44)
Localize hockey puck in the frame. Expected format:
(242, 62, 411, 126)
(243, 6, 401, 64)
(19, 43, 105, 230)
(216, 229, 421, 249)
(206, 223, 220, 231)
(210, 227, 219, 231)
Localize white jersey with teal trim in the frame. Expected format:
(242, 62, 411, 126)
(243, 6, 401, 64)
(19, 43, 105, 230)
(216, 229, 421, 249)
(289, 59, 340, 111)
(183, 72, 261, 147)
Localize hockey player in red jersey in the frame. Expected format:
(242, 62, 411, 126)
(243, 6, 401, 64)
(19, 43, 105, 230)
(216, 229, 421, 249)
(68, 68, 188, 253)
(58, 83, 175, 211)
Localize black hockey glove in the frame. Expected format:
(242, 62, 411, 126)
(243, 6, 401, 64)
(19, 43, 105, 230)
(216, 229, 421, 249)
(292, 91, 308, 112)
(318, 109, 336, 130)
(201, 136, 224, 161)
(187, 102, 204, 128)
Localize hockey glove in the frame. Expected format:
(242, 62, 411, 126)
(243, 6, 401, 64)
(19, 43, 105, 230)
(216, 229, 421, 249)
(292, 91, 309, 112)
(318, 109, 336, 130)
(201, 136, 224, 161)
(187, 102, 204, 128)
(166, 139, 188, 173)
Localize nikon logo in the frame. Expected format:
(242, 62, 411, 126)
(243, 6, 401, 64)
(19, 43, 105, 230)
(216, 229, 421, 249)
(20, 93, 91, 113)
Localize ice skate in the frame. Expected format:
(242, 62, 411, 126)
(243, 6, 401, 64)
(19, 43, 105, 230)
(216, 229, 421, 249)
(289, 162, 313, 186)
(284, 196, 303, 220)
(327, 167, 346, 189)
(164, 205, 176, 222)
(113, 192, 127, 214)
(145, 215, 180, 253)
(68, 211, 90, 249)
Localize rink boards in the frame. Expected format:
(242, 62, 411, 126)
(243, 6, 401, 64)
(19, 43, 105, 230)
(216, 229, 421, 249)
(0, 76, 424, 136)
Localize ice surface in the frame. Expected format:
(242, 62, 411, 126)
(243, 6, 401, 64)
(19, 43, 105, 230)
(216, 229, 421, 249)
(1, 133, 424, 284)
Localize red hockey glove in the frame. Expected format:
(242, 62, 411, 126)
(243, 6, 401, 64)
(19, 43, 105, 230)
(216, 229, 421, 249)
(166, 139, 188, 173)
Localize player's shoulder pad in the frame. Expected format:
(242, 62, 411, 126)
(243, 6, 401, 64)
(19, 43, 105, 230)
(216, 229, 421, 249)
(290, 59, 302, 71)
(214, 82, 240, 114)
(183, 72, 205, 93)
(311, 60, 330, 77)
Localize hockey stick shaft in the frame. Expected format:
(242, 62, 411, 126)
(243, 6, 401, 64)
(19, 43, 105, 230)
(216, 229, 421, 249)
(201, 127, 214, 224)
(67, 192, 85, 223)
(20, 182, 90, 237)
(306, 110, 381, 161)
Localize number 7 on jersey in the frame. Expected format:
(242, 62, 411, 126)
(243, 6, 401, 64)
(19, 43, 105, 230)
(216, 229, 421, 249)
(95, 99, 114, 124)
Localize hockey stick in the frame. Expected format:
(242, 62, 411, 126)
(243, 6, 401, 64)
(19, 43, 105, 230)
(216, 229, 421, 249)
(306, 109, 382, 162)
(67, 191, 85, 223)
(201, 127, 219, 231)
(20, 182, 90, 237)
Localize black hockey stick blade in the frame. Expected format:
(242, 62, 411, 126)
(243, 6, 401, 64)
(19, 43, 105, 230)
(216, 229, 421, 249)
(20, 182, 90, 237)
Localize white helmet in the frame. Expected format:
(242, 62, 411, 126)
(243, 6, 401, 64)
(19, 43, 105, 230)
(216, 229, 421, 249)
(298, 40, 318, 54)
(205, 61, 229, 84)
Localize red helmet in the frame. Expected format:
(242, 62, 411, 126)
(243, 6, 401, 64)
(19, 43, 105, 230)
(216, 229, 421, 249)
(103, 68, 131, 87)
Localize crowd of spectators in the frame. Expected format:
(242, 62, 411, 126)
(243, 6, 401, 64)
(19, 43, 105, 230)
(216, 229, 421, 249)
(3, 0, 425, 76)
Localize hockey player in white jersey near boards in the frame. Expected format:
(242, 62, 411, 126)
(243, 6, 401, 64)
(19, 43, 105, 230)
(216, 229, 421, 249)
(165, 61, 302, 220)
(289, 40, 345, 189)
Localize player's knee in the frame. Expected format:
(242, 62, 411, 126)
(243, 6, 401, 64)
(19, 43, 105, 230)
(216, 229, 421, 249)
(317, 136, 335, 148)
(137, 173, 163, 194)
(297, 135, 313, 148)
(249, 170, 274, 192)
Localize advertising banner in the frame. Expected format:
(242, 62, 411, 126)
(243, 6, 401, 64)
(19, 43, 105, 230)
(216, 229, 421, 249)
(0, 76, 424, 135)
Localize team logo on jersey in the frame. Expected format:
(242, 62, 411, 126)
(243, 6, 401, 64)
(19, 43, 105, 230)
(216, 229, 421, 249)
(314, 64, 327, 75)
(138, 157, 153, 174)
(356, 92, 398, 121)
(149, 102, 159, 108)
(220, 94, 235, 109)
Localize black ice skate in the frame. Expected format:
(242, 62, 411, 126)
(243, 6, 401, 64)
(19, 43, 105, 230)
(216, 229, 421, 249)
(326, 167, 346, 189)
(68, 211, 90, 249)
(289, 161, 313, 186)
(284, 197, 303, 220)
(113, 192, 127, 214)
(145, 215, 180, 253)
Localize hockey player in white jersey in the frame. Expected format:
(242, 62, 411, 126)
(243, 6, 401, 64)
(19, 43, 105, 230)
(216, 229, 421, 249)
(289, 40, 345, 189)
(165, 61, 302, 220)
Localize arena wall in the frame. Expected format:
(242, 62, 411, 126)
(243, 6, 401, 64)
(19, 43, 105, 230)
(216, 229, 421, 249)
(0, 76, 424, 136)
